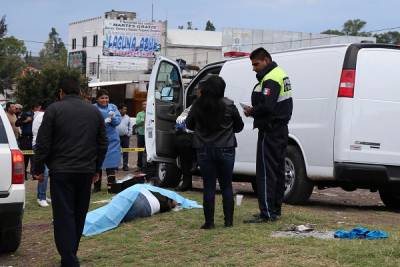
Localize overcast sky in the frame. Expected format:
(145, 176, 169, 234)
(3, 0, 400, 54)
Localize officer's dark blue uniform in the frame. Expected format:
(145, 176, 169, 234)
(246, 58, 293, 222)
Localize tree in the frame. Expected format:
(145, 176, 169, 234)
(321, 29, 344, 36)
(39, 27, 67, 68)
(16, 66, 87, 108)
(205, 20, 216, 31)
(322, 19, 370, 37)
(374, 31, 400, 44)
(177, 25, 184, 30)
(0, 36, 27, 94)
(343, 19, 367, 36)
(0, 15, 6, 38)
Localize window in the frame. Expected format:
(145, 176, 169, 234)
(82, 36, 87, 48)
(155, 62, 181, 103)
(72, 38, 76, 50)
(93, 34, 98, 47)
(89, 62, 97, 76)
(0, 118, 8, 144)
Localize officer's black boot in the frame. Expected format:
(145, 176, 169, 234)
(176, 175, 192, 192)
(223, 198, 234, 227)
(106, 170, 116, 193)
(201, 201, 215, 229)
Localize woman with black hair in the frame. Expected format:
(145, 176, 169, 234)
(186, 75, 244, 229)
(93, 89, 122, 193)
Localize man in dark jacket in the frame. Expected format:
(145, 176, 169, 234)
(33, 74, 108, 267)
(243, 47, 293, 223)
(16, 104, 41, 180)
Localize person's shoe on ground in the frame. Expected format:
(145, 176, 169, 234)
(200, 223, 215, 229)
(243, 215, 277, 224)
(37, 199, 49, 207)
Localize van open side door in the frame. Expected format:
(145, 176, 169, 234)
(145, 56, 184, 163)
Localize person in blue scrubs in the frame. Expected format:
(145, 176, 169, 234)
(93, 89, 122, 193)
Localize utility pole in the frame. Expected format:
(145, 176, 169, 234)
(97, 54, 100, 80)
(151, 3, 154, 22)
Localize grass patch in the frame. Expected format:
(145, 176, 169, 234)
(1, 181, 400, 266)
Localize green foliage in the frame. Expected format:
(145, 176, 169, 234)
(321, 29, 344, 36)
(0, 35, 27, 94)
(0, 15, 7, 38)
(39, 27, 67, 68)
(374, 31, 400, 44)
(322, 18, 400, 44)
(321, 19, 370, 37)
(343, 19, 367, 36)
(205, 20, 216, 31)
(16, 66, 87, 108)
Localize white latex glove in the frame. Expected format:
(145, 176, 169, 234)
(176, 114, 186, 124)
(105, 117, 112, 124)
(108, 111, 115, 118)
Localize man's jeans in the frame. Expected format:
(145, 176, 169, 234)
(37, 166, 49, 200)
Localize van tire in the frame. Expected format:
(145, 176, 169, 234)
(284, 145, 314, 205)
(156, 162, 181, 188)
(379, 186, 400, 209)
(0, 215, 22, 253)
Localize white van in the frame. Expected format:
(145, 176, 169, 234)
(145, 43, 400, 208)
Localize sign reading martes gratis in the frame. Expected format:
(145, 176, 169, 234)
(103, 20, 163, 58)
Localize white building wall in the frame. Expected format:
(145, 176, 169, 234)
(222, 28, 376, 54)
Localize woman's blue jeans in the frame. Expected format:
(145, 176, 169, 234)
(37, 165, 49, 200)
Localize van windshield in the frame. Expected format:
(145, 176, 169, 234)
(0, 118, 8, 144)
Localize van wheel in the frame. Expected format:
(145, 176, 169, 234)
(0, 215, 22, 253)
(284, 145, 314, 204)
(156, 162, 181, 188)
(379, 186, 400, 209)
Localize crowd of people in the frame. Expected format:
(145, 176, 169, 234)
(3, 47, 292, 266)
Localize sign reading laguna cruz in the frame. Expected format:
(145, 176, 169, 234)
(103, 20, 162, 58)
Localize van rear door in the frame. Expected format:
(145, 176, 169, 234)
(349, 47, 400, 165)
(145, 56, 184, 163)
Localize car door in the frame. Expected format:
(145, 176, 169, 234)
(145, 57, 184, 163)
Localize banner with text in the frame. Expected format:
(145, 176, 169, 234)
(103, 20, 163, 58)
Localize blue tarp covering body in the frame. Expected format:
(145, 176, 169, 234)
(334, 227, 388, 240)
(83, 184, 202, 236)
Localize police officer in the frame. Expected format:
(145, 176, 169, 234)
(243, 47, 293, 223)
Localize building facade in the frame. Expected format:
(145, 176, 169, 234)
(68, 10, 166, 83)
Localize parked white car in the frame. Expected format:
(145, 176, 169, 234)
(0, 107, 25, 253)
(145, 43, 400, 208)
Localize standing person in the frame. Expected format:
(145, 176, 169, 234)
(186, 75, 244, 229)
(5, 102, 20, 139)
(117, 103, 132, 171)
(15, 104, 23, 117)
(174, 106, 195, 192)
(93, 89, 122, 193)
(135, 101, 146, 171)
(243, 47, 293, 223)
(16, 104, 41, 180)
(33, 74, 107, 266)
(32, 103, 50, 207)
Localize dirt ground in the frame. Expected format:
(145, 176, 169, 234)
(1, 136, 399, 265)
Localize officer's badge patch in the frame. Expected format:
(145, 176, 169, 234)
(263, 88, 271, 96)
